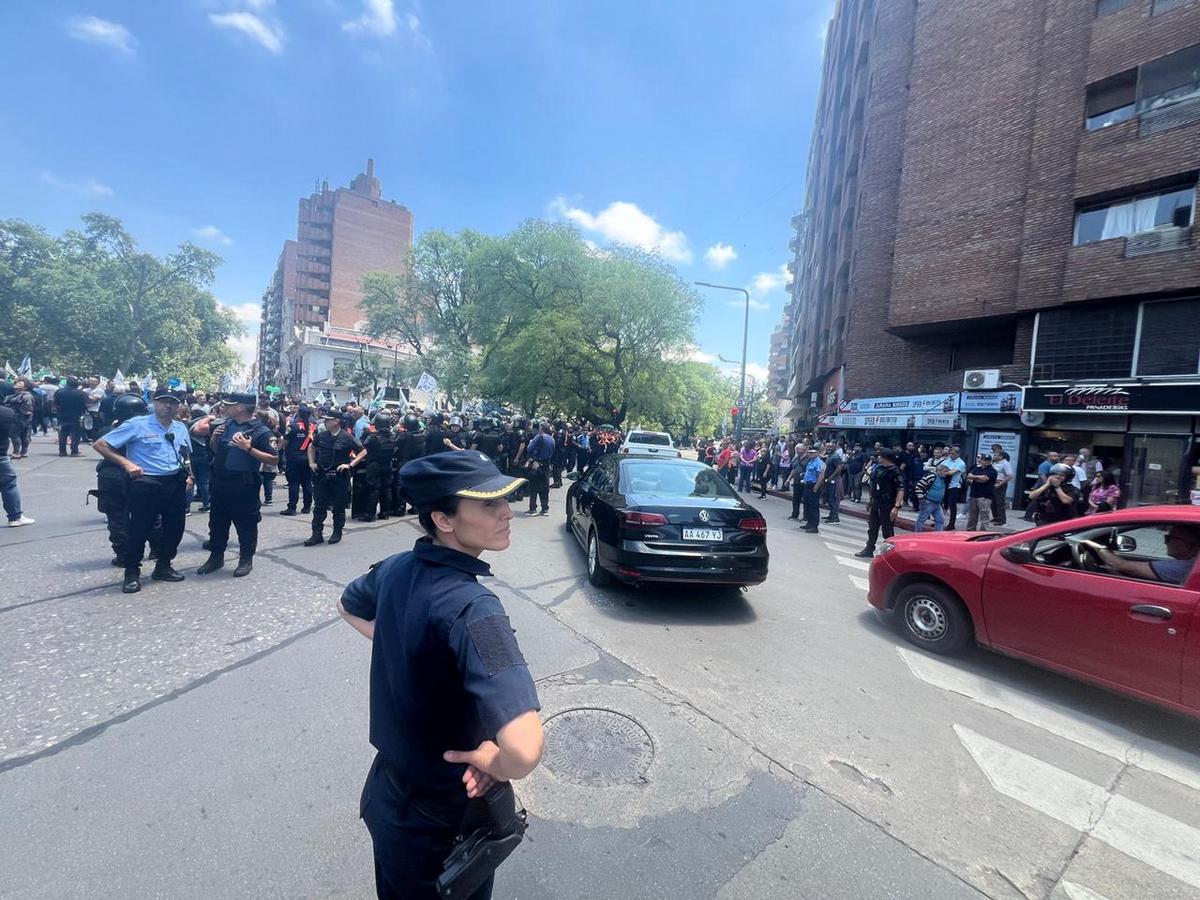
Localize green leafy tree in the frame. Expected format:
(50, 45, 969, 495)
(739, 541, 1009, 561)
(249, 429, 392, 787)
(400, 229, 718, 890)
(0, 214, 239, 385)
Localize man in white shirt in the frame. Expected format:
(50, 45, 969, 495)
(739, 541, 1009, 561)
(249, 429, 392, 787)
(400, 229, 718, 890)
(989, 443, 1013, 526)
(942, 446, 968, 530)
(1063, 453, 1087, 489)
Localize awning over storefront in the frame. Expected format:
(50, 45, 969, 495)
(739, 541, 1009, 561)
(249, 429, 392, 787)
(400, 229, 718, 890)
(1023, 383, 1200, 415)
(818, 413, 960, 430)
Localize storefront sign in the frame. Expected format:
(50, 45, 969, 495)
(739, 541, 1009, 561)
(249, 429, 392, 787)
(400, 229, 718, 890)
(1024, 383, 1200, 415)
(959, 390, 1021, 413)
(977, 431, 1020, 500)
(818, 413, 961, 430)
(838, 393, 958, 416)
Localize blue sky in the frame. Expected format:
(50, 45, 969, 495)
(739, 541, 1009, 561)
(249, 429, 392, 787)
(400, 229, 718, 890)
(0, 0, 833, 384)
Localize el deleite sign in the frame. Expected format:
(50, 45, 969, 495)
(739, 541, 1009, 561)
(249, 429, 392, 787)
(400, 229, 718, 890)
(1024, 383, 1200, 415)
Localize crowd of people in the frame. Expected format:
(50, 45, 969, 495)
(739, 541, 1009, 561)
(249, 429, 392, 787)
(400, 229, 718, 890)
(695, 433, 1124, 549)
(0, 373, 637, 590)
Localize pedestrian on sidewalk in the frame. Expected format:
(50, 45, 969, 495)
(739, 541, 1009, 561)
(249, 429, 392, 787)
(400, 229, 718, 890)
(338, 450, 542, 900)
(736, 440, 757, 493)
(941, 446, 967, 530)
(965, 454, 998, 531)
(856, 449, 904, 558)
(0, 400, 34, 527)
(914, 464, 949, 532)
(989, 443, 1012, 525)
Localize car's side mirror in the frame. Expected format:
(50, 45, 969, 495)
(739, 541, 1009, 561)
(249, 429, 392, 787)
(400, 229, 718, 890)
(1115, 534, 1136, 553)
(1001, 543, 1034, 565)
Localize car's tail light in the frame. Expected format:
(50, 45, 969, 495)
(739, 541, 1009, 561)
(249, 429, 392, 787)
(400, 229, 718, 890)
(738, 517, 767, 533)
(620, 511, 668, 527)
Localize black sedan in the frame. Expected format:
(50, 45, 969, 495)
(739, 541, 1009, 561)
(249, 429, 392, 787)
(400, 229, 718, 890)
(565, 454, 769, 587)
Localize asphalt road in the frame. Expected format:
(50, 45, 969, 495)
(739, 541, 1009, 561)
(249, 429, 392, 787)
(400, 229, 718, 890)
(2, 437, 1199, 899)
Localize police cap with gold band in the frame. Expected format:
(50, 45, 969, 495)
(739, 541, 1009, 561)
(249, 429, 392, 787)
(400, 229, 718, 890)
(399, 450, 527, 506)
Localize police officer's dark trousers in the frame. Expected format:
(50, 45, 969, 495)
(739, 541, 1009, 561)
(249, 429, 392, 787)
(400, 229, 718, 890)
(312, 470, 349, 537)
(526, 463, 549, 513)
(362, 466, 392, 519)
(208, 474, 261, 560)
(361, 756, 494, 900)
(802, 482, 821, 530)
(124, 472, 186, 569)
(790, 480, 803, 518)
(284, 459, 312, 511)
(864, 502, 895, 553)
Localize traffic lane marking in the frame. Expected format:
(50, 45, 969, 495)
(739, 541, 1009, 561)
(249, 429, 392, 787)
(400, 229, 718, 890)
(899, 648, 1200, 794)
(848, 575, 870, 592)
(956, 726, 1200, 891)
(1060, 882, 1115, 900)
(835, 556, 871, 572)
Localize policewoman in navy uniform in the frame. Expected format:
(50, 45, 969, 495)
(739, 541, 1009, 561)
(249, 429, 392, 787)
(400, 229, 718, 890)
(337, 451, 544, 900)
(196, 393, 277, 578)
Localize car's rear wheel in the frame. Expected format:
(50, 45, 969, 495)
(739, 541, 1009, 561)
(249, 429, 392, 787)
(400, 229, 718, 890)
(895, 582, 971, 655)
(587, 530, 612, 586)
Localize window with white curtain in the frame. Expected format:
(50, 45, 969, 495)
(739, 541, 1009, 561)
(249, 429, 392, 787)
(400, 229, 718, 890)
(1073, 185, 1196, 245)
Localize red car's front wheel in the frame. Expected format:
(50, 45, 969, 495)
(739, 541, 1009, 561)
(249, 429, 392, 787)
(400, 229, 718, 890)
(895, 583, 972, 655)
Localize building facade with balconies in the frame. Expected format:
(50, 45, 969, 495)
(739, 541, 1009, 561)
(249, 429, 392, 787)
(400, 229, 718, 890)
(782, 0, 1200, 506)
(258, 159, 414, 390)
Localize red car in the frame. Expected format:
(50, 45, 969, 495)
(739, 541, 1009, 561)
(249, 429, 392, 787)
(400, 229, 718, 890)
(868, 506, 1200, 717)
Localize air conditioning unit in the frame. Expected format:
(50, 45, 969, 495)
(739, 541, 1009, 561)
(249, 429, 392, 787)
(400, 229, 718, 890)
(963, 369, 1001, 390)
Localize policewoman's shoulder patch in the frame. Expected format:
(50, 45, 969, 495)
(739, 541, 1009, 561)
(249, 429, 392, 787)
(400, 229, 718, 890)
(467, 613, 526, 676)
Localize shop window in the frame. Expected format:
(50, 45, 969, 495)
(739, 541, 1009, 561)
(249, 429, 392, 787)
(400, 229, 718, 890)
(1032, 305, 1137, 380)
(1086, 70, 1137, 130)
(1136, 297, 1200, 376)
(1073, 184, 1195, 245)
(1096, 0, 1135, 14)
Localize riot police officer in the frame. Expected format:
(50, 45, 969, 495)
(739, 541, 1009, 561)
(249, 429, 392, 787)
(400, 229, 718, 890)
(470, 418, 503, 465)
(855, 449, 905, 559)
(337, 450, 543, 899)
(280, 404, 316, 516)
(305, 410, 364, 545)
(197, 392, 277, 578)
(91, 393, 152, 566)
(391, 413, 425, 517)
(360, 413, 398, 522)
(503, 419, 528, 503)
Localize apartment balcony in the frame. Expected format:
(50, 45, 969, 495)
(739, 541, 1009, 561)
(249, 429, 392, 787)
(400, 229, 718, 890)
(297, 242, 332, 260)
(1056, 227, 1200, 306)
(297, 258, 331, 276)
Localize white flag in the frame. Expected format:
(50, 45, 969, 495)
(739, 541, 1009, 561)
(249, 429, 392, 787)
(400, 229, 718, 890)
(415, 371, 438, 394)
(17, 356, 31, 376)
(113, 369, 126, 388)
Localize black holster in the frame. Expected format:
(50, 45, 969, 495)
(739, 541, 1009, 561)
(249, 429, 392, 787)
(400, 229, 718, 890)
(436, 783, 527, 899)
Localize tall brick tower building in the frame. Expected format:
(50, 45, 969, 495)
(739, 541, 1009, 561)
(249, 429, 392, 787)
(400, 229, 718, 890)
(779, 0, 1200, 507)
(258, 159, 414, 387)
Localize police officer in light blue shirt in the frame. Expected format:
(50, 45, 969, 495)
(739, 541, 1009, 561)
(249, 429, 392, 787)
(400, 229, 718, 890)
(94, 390, 192, 593)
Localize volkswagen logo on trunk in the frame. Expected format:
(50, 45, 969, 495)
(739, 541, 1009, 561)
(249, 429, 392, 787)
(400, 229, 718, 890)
(698, 509, 710, 522)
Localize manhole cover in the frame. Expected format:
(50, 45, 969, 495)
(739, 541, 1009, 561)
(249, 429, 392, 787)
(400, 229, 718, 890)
(542, 707, 654, 787)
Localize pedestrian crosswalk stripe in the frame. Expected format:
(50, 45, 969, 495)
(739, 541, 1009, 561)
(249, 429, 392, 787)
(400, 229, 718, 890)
(835, 556, 871, 572)
(955, 726, 1200, 891)
(1061, 883, 1115, 900)
(899, 648, 1200, 794)
(823, 539, 861, 554)
(823, 521, 869, 537)
(848, 575, 870, 591)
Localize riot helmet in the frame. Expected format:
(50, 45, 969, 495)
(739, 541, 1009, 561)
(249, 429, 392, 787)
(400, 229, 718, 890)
(113, 394, 149, 423)
(1049, 463, 1075, 481)
(402, 413, 421, 431)
(373, 413, 394, 431)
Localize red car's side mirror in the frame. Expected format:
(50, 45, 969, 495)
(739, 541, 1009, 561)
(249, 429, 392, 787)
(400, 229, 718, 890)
(1001, 543, 1034, 565)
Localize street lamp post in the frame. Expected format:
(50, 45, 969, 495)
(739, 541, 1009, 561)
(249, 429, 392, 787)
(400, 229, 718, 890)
(695, 281, 751, 440)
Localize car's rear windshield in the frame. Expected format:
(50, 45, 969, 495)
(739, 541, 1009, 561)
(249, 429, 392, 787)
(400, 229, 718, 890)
(619, 461, 737, 499)
(628, 432, 671, 446)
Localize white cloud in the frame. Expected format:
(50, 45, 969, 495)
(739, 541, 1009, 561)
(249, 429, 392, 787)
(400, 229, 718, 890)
(726, 297, 770, 311)
(550, 197, 692, 263)
(704, 243, 737, 270)
(744, 362, 770, 383)
(405, 12, 433, 50)
(749, 264, 790, 296)
(192, 225, 233, 246)
(221, 302, 260, 369)
(343, 0, 396, 36)
(685, 347, 719, 365)
(40, 170, 115, 198)
(67, 16, 136, 56)
(209, 11, 284, 54)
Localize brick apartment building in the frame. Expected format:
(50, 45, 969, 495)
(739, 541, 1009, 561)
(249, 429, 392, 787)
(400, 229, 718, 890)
(777, 0, 1200, 506)
(258, 159, 414, 396)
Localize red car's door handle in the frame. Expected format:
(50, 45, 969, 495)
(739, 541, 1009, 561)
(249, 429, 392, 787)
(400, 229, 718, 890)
(1129, 604, 1172, 620)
